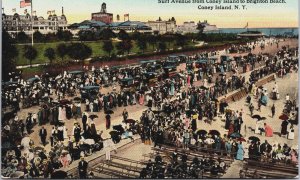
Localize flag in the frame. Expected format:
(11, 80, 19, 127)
(12, 8, 16, 13)
(244, 22, 248, 29)
(24, 9, 27, 14)
(20, 0, 31, 8)
(47, 10, 51, 15)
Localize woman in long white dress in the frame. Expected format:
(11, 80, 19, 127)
(243, 141, 250, 159)
(288, 125, 295, 140)
(255, 120, 263, 134)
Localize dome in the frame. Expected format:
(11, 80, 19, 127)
(61, 14, 67, 21)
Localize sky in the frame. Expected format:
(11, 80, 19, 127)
(2, 0, 299, 28)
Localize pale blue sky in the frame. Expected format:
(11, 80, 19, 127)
(2, 0, 298, 28)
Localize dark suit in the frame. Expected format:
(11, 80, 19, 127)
(39, 128, 47, 146)
(78, 160, 88, 179)
(82, 115, 87, 131)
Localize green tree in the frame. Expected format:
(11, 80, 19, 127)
(33, 31, 44, 43)
(78, 30, 96, 41)
(44, 48, 56, 64)
(56, 43, 69, 63)
(147, 35, 157, 51)
(118, 29, 129, 40)
(23, 46, 38, 67)
(16, 31, 29, 43)
(175, 34, 187, 49)
(57, 30, 73, 41)
(116, 41, 125, 55)
(158, 42, 166, 52)
(123, 40, 133, 54)
(102, 40, 114, 57)
(98, 28, 116, 40)
(2, 30, 18, 81)
(137, 36, 147, 53)
(68, 43, 92, 67)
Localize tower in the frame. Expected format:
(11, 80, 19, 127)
(62, 7, 64, 15)
(100, 3, 107, 13)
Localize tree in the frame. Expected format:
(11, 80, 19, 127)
(158, 42, 166, 52)
(2, 30, 18, 81)
(175, 34, 187, 49)
(118, 29, 129, 40)
(56, 43, 69, 63)
(147, 35, 157, 51)
(44, 48, 56, 64)
(78, 30, 96, 41)
(23, 46, 38, 67)
(68, 43, 92, 67)
(137, 36, 147, 53)
(16, 31, 29, 43)
(98, 28, 116, 40)
(123, 40, 133, 54)
(197, 21, 206, 33)
(33, 31, 44, 43)
(116, 41, 125, 55)
(102, 40, 114, 57)
(57, 30, 73, 41)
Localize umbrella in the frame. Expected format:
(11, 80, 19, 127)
(197, 130, 207, 136)
(208, 130, 220, 136)
(230, 132, 242, 139)
(51, 170, 68, 179)
(59, 99, 71, 105)
(153, 110, 162, 114)
(252, 114, 266, 121)
(105, 109, 114, 114)
(125, 119, 136, 124)
(200, 86, 208, 90)
(74, 97, 81, 101)
(89, 115, 98, 120)
(249, 136, 260, 143)
(237, 137, 246, 142)
(109, 131, 120, 137)
(279, 114, 289, 121)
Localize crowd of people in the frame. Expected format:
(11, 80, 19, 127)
(1, 37, 298, 178)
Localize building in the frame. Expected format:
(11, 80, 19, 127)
(91, 3, 113, 24)
(146, 17, 176, 34)
(199, 20, 218, 32)
(69, 20, 152, 34)
(176, 21, 198, 34)
(109, 21, 152, 33)
(2, 7, 68, 35)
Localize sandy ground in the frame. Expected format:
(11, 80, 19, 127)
(15, 38, 298, 158)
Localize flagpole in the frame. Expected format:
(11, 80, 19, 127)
(31, 0, 33, 46)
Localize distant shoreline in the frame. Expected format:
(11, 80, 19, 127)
(219, 27, 298, 29)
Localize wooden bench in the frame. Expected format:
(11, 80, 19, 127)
(92, 164, 137, 178)
(104, 160, 143, 173)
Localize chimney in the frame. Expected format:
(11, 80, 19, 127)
(62, 7, 64, 15)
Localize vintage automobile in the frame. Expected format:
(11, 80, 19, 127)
(26, 77, 40, 86)
(68, 70, 85, 78)
(220, 55, 231, 64)
(195, 59, 208, 69)
(163, 66, 177, 78)
(80, 86, 100, 100)
(142, 72, 161, 86)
